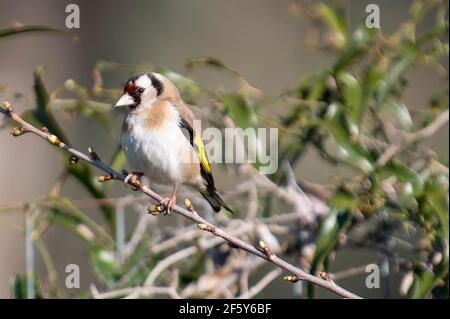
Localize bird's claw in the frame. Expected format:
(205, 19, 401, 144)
(123, 171, 144, 190)
(159, 195, 176, 215)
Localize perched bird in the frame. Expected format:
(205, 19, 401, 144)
(114, 72, 233, 214)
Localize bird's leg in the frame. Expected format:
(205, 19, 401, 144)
(160, 184, 178, 215)
(122, 170, 144, 190)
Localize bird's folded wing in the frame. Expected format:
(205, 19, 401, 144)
(179, 116, 215, 188)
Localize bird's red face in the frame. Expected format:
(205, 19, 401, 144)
(124, 82, 144, 96)
(114, 73, 163, 109)
(115, 81, 144, 109)
(124, 82, 138, 95)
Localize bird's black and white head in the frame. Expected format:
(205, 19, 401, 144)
(114, 72, 164, 110)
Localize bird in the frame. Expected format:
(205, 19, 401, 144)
(114, 72, 233, 214)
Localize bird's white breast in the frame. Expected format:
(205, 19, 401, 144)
(121, 107, 194, 185)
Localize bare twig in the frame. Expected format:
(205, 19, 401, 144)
(331, 264, 371, 281)
(122, 211, 150, 261)
(377, 109, 449, 165)
(25, 206, 36, 299)
(407, 109, 449, 141)
(150, 226, 198, 255)
(237, 268, 282, 299)
(1, 101, 362, 299)
(90, 284, 181, 299)
(143, 246, 198, 289)
(140, 222, 256, 296)
(115, 199, 126, 265)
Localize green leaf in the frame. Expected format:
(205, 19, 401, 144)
(362, 64, 384, 95)
(118, 242, 156, 287)
(9, 274, 41, 299)
(218, 94, 257, 129)
(109, 145, 127, 172)
(383, 161, 424, 195)
(333, 27, 378, 72)
(314, 191, 356, 263)
(308, 208, 353, 298)
(328, 188, 360, 211)
(377, 41, 420, 106)
(411, 178, 449, 298)
(421, 179, 449, 244)
(307, 188, 356, 297)
(66, 162, 116, 231)
(316, 3, 347, 47)
(32, 67, 69, 142)
(52, 99, 112, 130)
(411, 266, 437, 298)
(336, 72, 363, 133)
(300, 73, 328, 101)
(320, 119, 374, 172)
(186, 57, 244, 78)
(154, 67, 204, 103)
(89, 247, 120, 288)
(185, 57, 262, 100)
(89, 239, 154, 290)
(187, 57, 226, 68)
(47, 197, 113, 247)
(385, 100, 413, 131)
(0, 25, 63, 38)
(64, 79, 90, 99)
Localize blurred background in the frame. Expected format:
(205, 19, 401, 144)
(0, 0, 448, 299)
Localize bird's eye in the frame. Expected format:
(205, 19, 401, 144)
(138, 88, 145, 94)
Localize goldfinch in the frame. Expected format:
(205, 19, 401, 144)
(114, 72, 233, 214)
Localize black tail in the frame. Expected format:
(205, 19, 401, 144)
(200, 187, 234, 214)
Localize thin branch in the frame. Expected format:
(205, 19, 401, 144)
(0, 195, 151, 213)
(115, 198, 126, 265)
(1, 101, 362, 299)
(25, 206, 36, 299)
(143, 246, 198, 289)
(237, 268, 282, 299)
(377, 109, 449, 166)
(149, 226, 198, 255)
(406, 109, 449, 141)
(140, 222, 256, 297)
(331, 264, 372, 281)
(122, 211, 150, 261)
(90, 284, 181, 299)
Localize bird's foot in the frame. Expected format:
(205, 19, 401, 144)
(122, 170, 144, 191)
(159, 194, 176, 215)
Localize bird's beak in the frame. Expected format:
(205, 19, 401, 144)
(114, 93, 134, 107)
